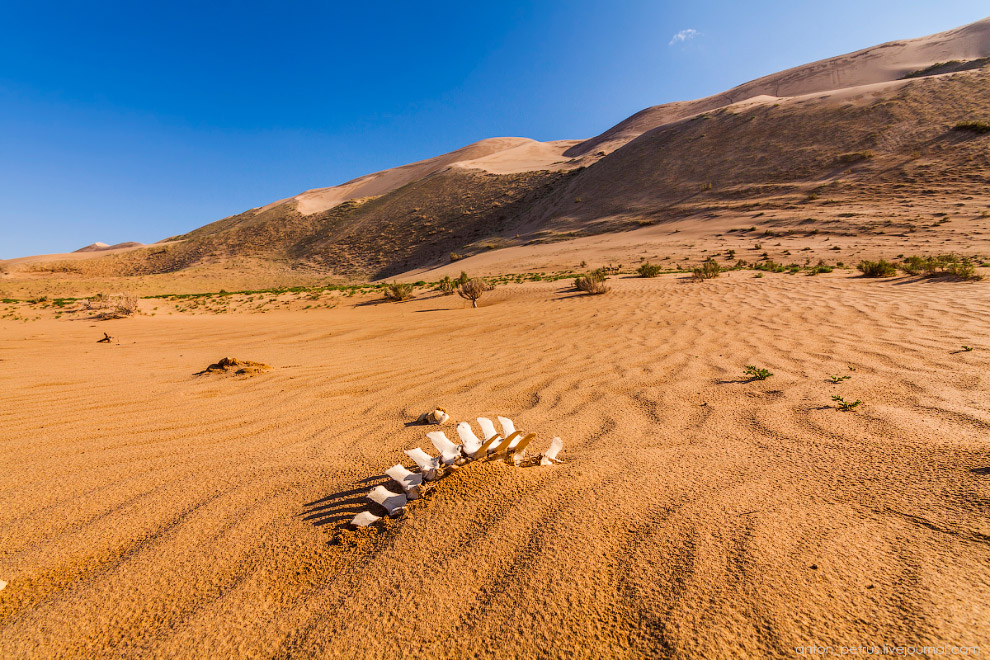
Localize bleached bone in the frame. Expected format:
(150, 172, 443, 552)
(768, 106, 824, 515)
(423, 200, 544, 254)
(509, 433, 537, 465)
(368, 485, 408, 516)
(0, 579, 6, 591)
(507, 430, 529, 451)
(350, 511, 382, 527)
(435, 411, 450, 424)
(497, 416, 516, 438)
(476, 433, 503, 456)
(490, 430, 521, 455)
(456, 422, 483, 458)
(385, 464, 423, 499)
(404, 448, 440, 480)
(477, 417, 499, 441)
(427, 431, 462, 465)
(540, 437, 563, 466)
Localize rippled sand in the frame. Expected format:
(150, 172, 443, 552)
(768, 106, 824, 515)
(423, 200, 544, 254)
(1, 272, 988, 658)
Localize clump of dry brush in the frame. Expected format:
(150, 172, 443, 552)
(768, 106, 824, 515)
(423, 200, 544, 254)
(87, 292, 139, 319)
(575, 269, 610, 295)
(692, 258, 721, 282)
(383, 282, 415, 301)
(457, 278, 491, 307)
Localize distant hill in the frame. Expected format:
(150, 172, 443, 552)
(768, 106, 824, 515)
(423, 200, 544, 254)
(74, 241, 144, 253)
(28, 17, 990, 279)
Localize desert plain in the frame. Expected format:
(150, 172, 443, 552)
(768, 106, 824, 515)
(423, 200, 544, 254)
(2, 234, 990, 658)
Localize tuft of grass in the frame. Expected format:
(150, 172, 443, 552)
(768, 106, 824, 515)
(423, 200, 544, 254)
(575, 270, 610, 295)
(383, 282, 414, 302)
(692, 258, 721, 282)
(831, 395, 862, 411)
(806, 261, 834, 276)
(89, 292, 139, 319)
(837, 151, 874, 164)
(744, 365, 773, 381)
(900, 254, 982, 280)
(637, 262, 662, 278)
(829, 375, 851, 384)
(953, 121, 990, 134)
(962, 345, 974, 352)
(436, 275, 455, 295)
(857, 259, 897, 277)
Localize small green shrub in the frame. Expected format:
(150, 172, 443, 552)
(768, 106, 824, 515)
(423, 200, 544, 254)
(807, 261, 834, 276)
(857, 259, 897, 277)
(945, 259, 981, 280)
(754, 260, 785, 273)
(692, 258, 721, 281)
(383, 282, 414, 302)
(832, 395, 862, 411)
(829, 375, 851, 384)
(744, 365, 773, 380)
(637, 262, 662, 278)
(900, 254, 982, 280)
(436, 275, 455, 295)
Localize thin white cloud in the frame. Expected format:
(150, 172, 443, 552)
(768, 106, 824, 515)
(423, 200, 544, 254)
(668, 28, 699, 47)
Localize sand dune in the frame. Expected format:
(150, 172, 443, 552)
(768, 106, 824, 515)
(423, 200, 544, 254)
(1, 273, 988, 657)
(565, 17, 990, 157)
(278, 137, 579, 216)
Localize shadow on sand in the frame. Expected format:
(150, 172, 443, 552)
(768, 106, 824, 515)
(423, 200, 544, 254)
(300, 475, 392, 533)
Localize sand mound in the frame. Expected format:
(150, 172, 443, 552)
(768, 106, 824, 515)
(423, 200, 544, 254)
(196, 357, 272, 376)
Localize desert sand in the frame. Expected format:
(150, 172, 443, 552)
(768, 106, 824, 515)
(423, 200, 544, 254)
(2, 15, 990, 659)
(1, 267, 989, 658)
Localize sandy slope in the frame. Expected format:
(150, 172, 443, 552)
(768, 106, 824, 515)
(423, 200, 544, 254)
(566, 17, 990, 157)
(1, 272, 988, 658)
(273, 137, 580, 217)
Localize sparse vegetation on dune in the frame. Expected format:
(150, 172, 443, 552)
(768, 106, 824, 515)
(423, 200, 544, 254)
(832, 395, 862, 411)
(637, 262, 662, 278)
(899, 255, 982, 280)
(857, 259, 898, 278)
(692, 258, 721, 282)
(383, 282, 415, 302)
(436, 275, 456, 295)
(744, 365, 773, 381)
(575, 270, 610, 295)
(88, 292, 139, 319)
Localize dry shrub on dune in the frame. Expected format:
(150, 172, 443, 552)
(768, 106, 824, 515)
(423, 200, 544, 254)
(637, 262, 662, 278)
(900, 254, 982, 280)
(383, 282, 414, 302)
(457, 278, 491, 307)
(857, 259, 898, 277)
(88, 292, 139, 319)
(692, 258, 721, 282)
(575, 270, 610, 295)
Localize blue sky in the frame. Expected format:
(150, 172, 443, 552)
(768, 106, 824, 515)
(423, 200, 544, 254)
(1, 1, 986, 257)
